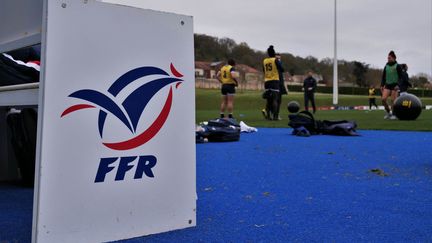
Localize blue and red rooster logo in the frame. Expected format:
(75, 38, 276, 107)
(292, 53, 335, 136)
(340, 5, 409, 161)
(61, 63, 184, 151)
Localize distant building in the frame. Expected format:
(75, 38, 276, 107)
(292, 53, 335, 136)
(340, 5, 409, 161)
(209, 61, 224, 78)
(195, 61, 212, 79)
(195, 61, 261, 82)
(195, 61, 332, 90)
(288, 75, 304, 85)
(423, 82, 432, 89)
(195, 61, 264, 90)
(234, 64, 260, 82)
(288, 73, 325, 86)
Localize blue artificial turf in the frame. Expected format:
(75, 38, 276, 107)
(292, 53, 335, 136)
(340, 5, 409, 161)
(1, 129, 432, 242)
(0, 183, 33, 242)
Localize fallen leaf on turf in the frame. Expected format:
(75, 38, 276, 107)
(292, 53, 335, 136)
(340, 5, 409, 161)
(262, 192, 270, 196)
(369, 168, 389, 177)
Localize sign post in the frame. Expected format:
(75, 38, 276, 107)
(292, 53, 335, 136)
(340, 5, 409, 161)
(33, 1, 196, 242)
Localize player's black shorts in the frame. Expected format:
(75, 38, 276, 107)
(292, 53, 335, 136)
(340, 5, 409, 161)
(221, 84, 236, 95)
(384, 83, 398, 90)
(264, 80, 280, 91)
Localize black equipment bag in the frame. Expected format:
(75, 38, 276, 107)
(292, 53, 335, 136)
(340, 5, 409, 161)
(205, 126, 240, 142)
(207, 118, 240, 128)
(289, 111, 358, 136)
(199, 118, 240, 142)
(288, 111, 318, 134)
(317, 120, 359, 136)
(7, 108, 37, 186)
(196, 130, 206, 143)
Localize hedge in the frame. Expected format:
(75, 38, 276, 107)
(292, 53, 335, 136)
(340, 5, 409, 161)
(287, 85, 432, 97)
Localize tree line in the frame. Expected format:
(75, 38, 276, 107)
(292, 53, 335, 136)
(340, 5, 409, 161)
(195, 34, 430, 88)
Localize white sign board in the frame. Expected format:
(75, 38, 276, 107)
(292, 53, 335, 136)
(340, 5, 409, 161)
(33, 1, 196, 242)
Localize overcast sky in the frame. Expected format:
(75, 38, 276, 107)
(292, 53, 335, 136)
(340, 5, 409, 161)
(104, 0, 432, 77)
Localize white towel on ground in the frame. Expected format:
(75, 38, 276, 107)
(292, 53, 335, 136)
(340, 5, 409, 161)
(240, 121, 258, 133)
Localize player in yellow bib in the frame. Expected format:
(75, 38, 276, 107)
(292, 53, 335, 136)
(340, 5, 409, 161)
(262, 45, 284, 120)
(216, 59, 238, 119)
(368, 86, 378, 110)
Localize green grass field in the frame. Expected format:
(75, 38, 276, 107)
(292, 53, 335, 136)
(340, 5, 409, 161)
(196, 89, 432, 131)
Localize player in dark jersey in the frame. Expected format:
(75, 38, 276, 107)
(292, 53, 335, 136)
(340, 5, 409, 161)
(262, 46, 283, 120)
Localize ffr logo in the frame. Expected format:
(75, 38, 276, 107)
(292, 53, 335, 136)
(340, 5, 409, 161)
(61, 64, 185, 183)
(61, 64, 184, 150)
(95, 155, 157, 183)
